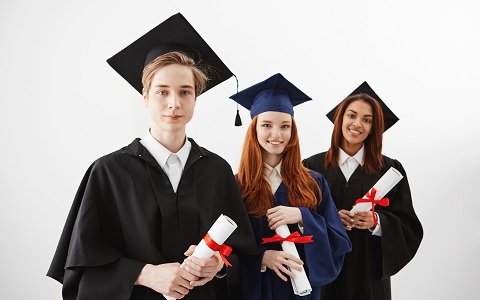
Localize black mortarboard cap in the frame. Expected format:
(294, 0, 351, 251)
(230, 73, 312, 120)
(326, 81, 399, 131)
(107, 13, 233, 95)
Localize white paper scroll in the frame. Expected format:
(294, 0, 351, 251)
(164, 214, 238, 300)
(350, 167, 404, 213)
(275, 224, 312, 296)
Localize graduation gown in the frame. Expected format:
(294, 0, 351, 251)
(303, 152, 423, 300)
(240, 170, 352, 300)
(47, 138, 257, 300)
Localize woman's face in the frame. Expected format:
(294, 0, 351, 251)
(144, 63, 196, 136)
(256, 111, 292, 166)
(341, 100, 373, 154)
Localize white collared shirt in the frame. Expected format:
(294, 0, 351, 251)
(140, 130, 191, 192)
(264, 161, 282, 194)
(339, 146, 364, 182)
(338, 145, 382, 236)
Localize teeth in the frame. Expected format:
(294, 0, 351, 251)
(350, 129, 361, 134)
(269, 141, 282, 145)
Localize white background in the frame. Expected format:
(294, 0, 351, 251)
(1, 0, 479, 299)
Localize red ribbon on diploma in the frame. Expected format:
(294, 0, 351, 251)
(354, 187, 390, 226)
(203, 233, 233, 267)
(261, 231, 313, 245)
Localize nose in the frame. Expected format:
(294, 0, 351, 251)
(271, 127, 282, 138)
(167, 94, 181, 109)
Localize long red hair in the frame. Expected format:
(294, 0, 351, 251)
(325, 94, 384, 174)
(237, 116, 321, 218)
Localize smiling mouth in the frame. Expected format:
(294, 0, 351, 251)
(268, 141, 283, 145)
(349, 129, 362, 135)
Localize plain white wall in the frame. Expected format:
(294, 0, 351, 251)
(1, 0, 479, 299)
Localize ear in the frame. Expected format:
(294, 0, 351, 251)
(143, 88, 149, 107)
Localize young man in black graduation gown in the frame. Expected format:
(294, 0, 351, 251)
(302, 82, 423, 300)
(47, 13, 257, 300)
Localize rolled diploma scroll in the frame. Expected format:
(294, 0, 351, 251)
(276, 224, 312, 296)
(164, 214, 238, 300)
(350, 167, 404, 213)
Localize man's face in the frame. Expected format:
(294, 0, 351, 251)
(144, 64, 196, 135)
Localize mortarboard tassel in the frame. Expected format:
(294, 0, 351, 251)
(235, 108, 242, 126)
(233, 74, 242, 126)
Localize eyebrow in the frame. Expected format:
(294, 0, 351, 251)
(153, 84, 194, 89)
(347, 109, 358, 114)
(347, 109, 373, 117)
(259, 120, 292, 124)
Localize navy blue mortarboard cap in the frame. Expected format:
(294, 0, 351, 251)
(326, 81, 399, 132)
(230, 73, 312, 119)
(107, 13, 233, 95)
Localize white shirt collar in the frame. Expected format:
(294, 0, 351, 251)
(339, 145, 365, 181)
(339, 144, 365, 166)
(264, 161, 282, 193)
(264, 161, 282, 175)
(140, 130, 191, 169)
(339, 148, 350, 167)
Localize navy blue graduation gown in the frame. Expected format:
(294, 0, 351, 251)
(240, 170, 351, 300)
(303, 153, 423, 300)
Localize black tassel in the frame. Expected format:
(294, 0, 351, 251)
(235, 109, 242, 126)
(233, 74, 242, 126)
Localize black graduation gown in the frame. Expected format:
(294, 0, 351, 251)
(239, 171, 352, 300)
(47, 138, 257, 300)
(302, 152, 423, 300)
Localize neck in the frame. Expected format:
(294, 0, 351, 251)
(150, 127, 186, 153)
(341, 141, 362, 157)
(262, 151, 282, 168)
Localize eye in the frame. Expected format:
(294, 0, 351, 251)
(156, 90, 167, 95)
(262, 124, 271, 128)
(347, 114, 356, 119)
(180, 90, 191, 95)
(281, 124, 291, 129)
(363, 118, 372, 123)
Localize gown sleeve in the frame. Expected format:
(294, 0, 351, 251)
(300, 173, 352, 286)
(47, 161, 146, 300)
(375, 159, 423, 279)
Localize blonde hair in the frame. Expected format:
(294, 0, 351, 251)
(141, 51, 208, 97)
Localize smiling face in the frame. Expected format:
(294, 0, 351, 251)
(256, 111, 292, 167)
(341, 99, 373, 156)
(144, 63, 196, 137)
